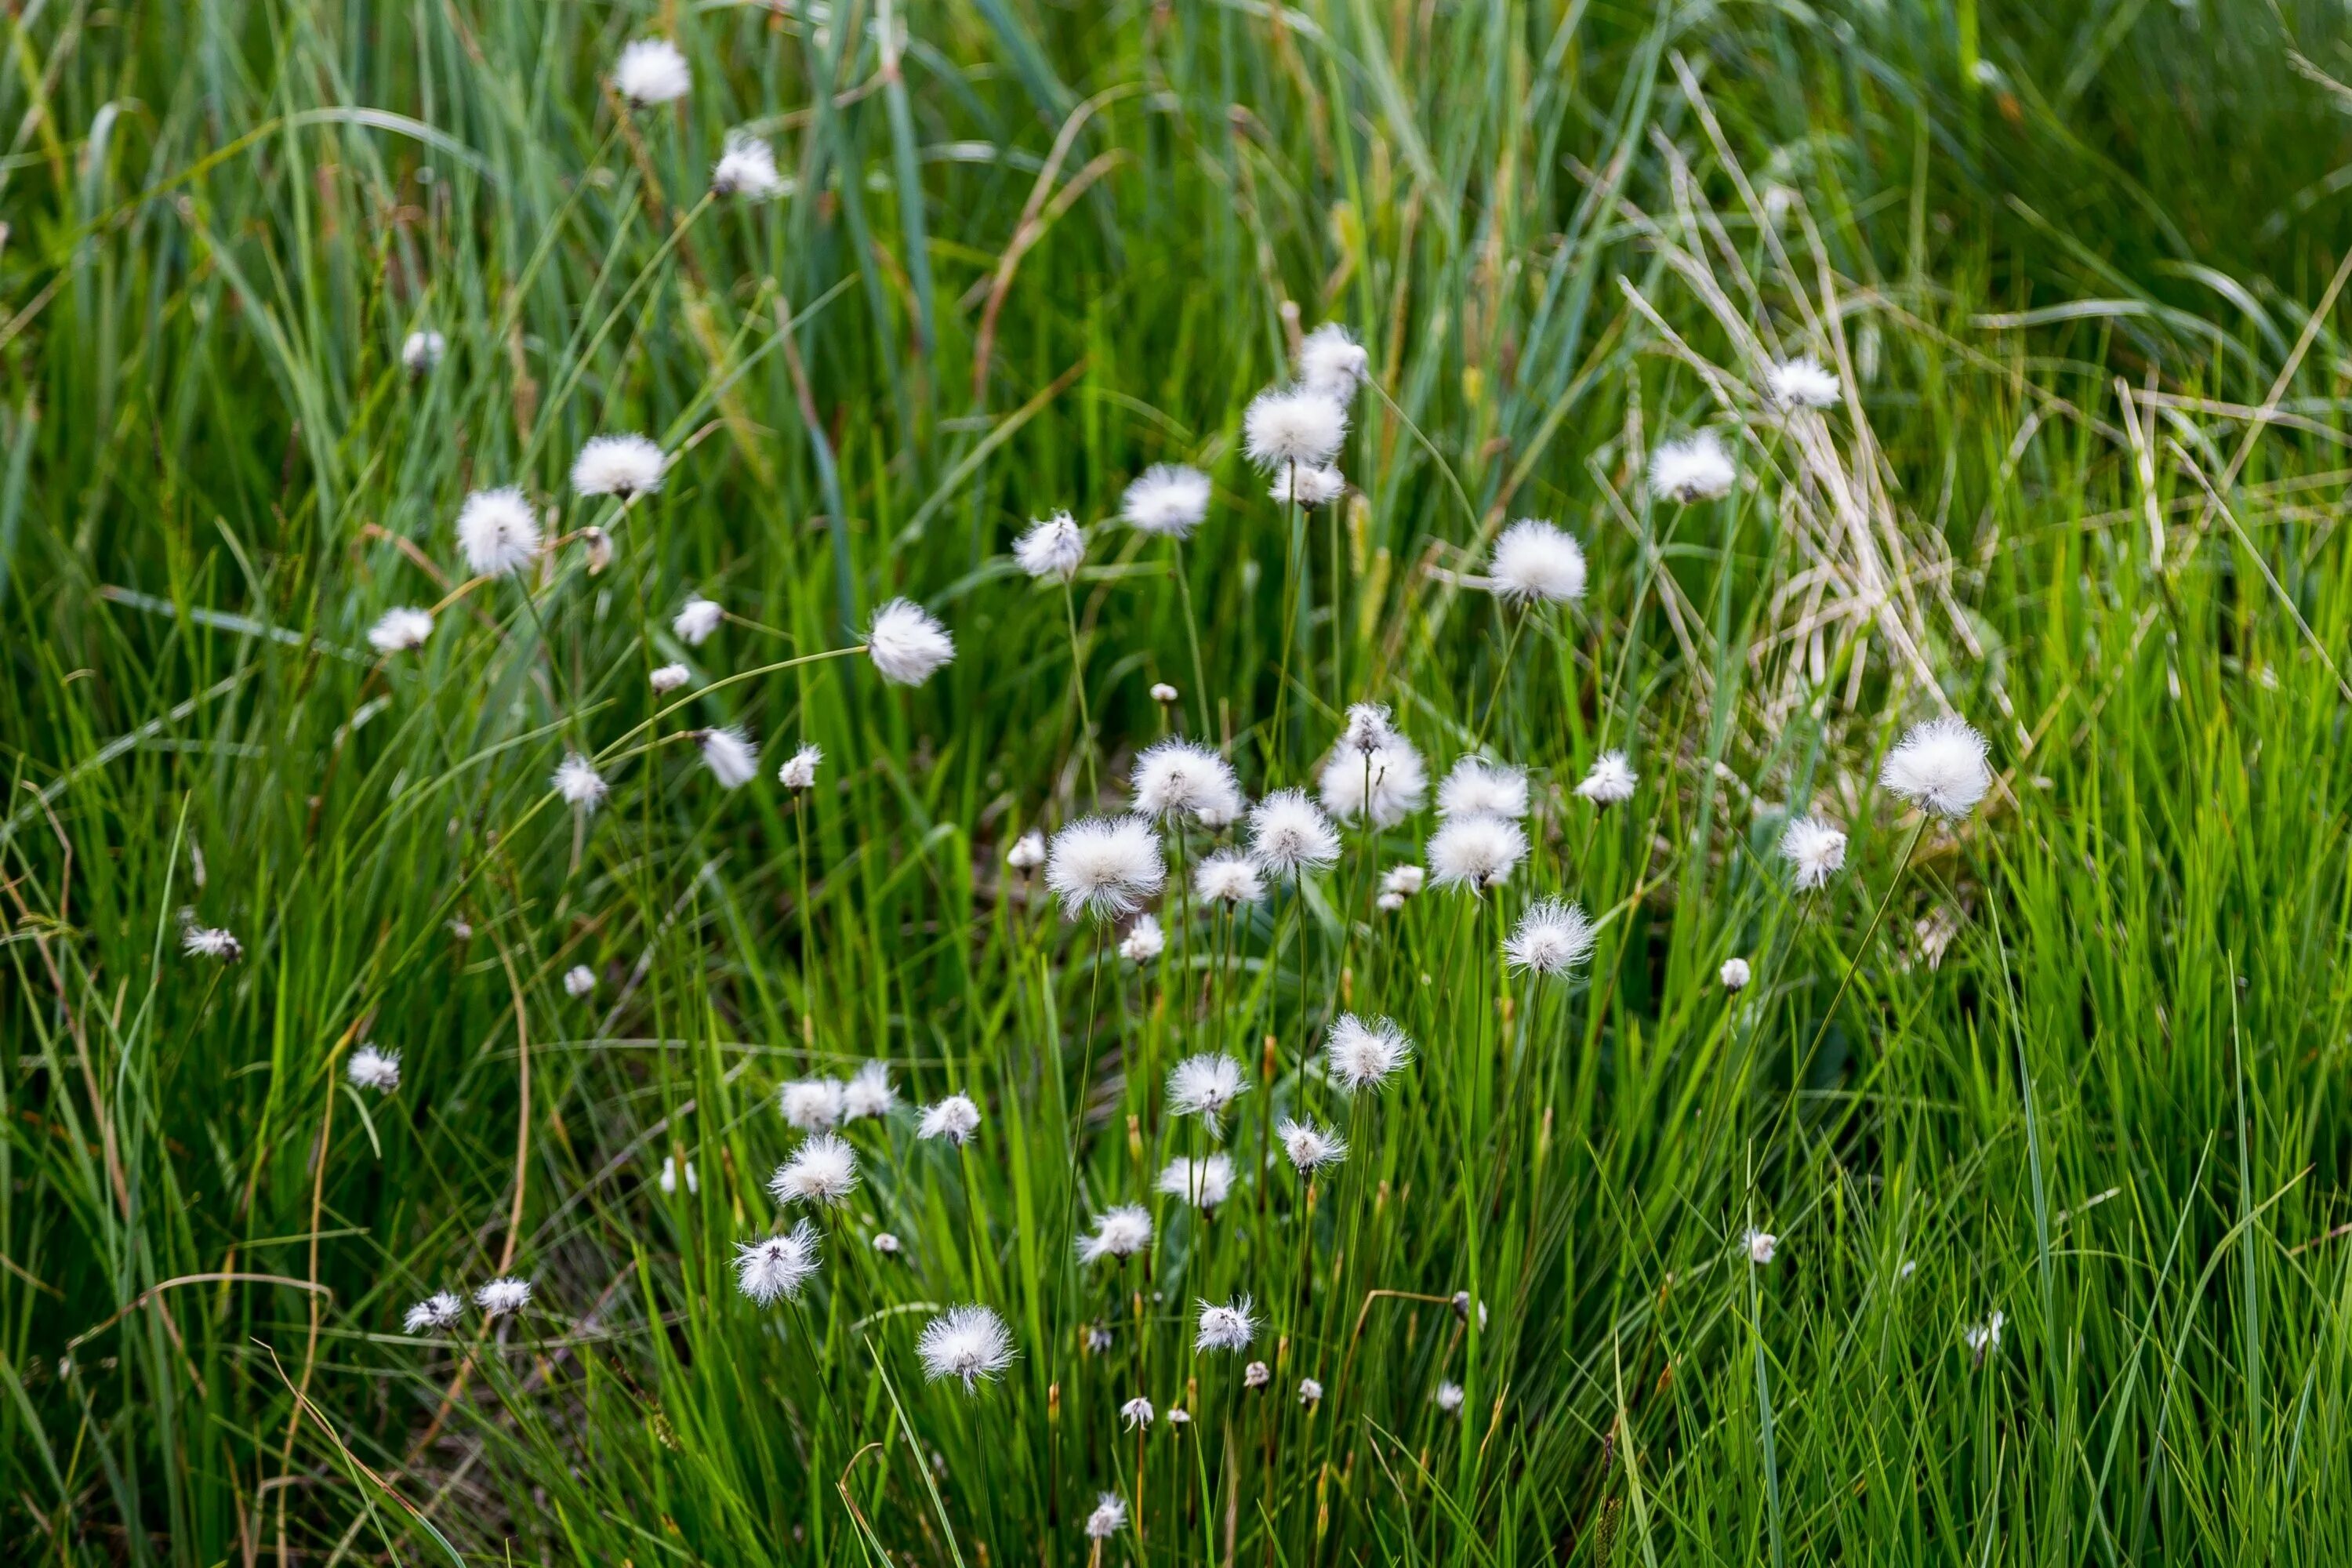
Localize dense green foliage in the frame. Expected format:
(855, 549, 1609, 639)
(8, 2, 2352, 1563)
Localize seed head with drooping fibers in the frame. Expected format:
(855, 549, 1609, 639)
(1195, 1296, 1258, 1352)
(699, 728, 758, 789)
(734, 1220, 822, 1306)
(1157, 1152, 1236, 1209)
(1079, 1205, 1154, 1265)
(1006, 829, 1046, 872)
(918, 1094, 983, 1145)
(1780, 815, 1849, 889)
(865, 598, 956, 686)
(1120, 1396, 1156, 1429)
(1013, 511, 1085, 582)
(347, 1045, 401, 1092)
(672, 593, 722, 646)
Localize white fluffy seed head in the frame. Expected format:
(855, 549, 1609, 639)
(770, 1132, 859, 1207)
(1244, 1360, 1272, 1388)
(1436, 1381, 1465, 1414)
(1120, 1396, 1156, 1428)
(710, 131, 785, 199)
(474, 1276, 532, 1318)
(1195, 1296, 1258, 1353)
(1779, 815, 1849, 889)
(1338, 702, 1396, 754)
(700, 727, 758, 789)
(1085, 1494, 1129, 1540)
(1744, 1229, 1779, 1265)
(615, 38, 691, 104)
(1965, 1311, 2005, 1358)
(1648, 430, 1737, 503)
(563, 964, 596, 998)
(778, 743, 822, 790)
(553, 753, 608, 811)
(842, 1061, 897, 1121)
(456, 487, 541, 577)
(649, 662, 691, 694)
(873, 1232, 900, 1254)
(1243, 384, 1348, 472)
(1278, 1116, 1347, 1173)
(1880, 714, 1991, 818)
(1166, 1052, 1248, 1131)
(917, 1304, 1014, 1390)
(1504, 898, 1597, 978)
(1487, 518, 1588, 604)
(1120, 463, 1212, 539)
(1046, 815, 1167, 920)
(1150, 681, 1180, 703)
(1079, 1204, 1154, 1265)
(1574, 750, 1638, 805)
(1013, 511, 1086, 582)
(1766, 354, 1841, 410)
(1156, 1152, 1235, 1209)
(1720, 956, 1752, 991)
(917, 1093, 983, 1145)
(1269, 464, 1345, 506)
(403, 1291, 463, 1334)
(368, 606, 434, 654)
(1006, 829, 1047, 872)
(1247, 789, 1341, 877)
(572, 434, 666, 499)
(1381, 863, 1426, 898)
(1193, 851, 1265, 906)
(1131, 739, 1243, 824)
(1120, 913, 1165, 965)
(865, 598, 955, 686)
(734, 1220, 821, 1305)
(1439, 757, 1529, 821)
(1326, 1014, 1411, 1093)
(672, 593, 722, 646)
(401, 329, 445, 375)
(1426, 815, 1527, 891)
(347, 1045, 401, 1092)
(183, 924, 243, 960)
(1297, 322, 1370, 400)
(1319, 735, 1427, 829)
(1298, 1377, 1323, 1405)
(780, 1078, 847, 1131)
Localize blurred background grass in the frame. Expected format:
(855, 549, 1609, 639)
(8, 0, 2352, 1563)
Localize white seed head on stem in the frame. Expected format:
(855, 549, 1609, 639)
(842, 1061, 897, 1121)
(865, 598, 956, 686)
(659, 1155, 698, 1194)
(710, 130, 786, 199)
(1965, 1311, 2005, 1359)
(1744, 1229, 1779, 1265)
(1720, 956, 1753, 991)
(1166, 1052, 1248, 1132)
(1156, 1152, 1235, 1209)
(734, 1220, 822, 1305)
(780, 1078, 848, 1132)
(649, 662, 691, 695)
(1504, 898, 1597, 978)
(347, 1045, 401, 1092)
(1435, 1381, 1465, 1414)
(1119, 913, 1165, 964)
(1381, 863, 1426, 898)
(1085, 1494, 1128, 1540)
(1120, 1396, 1156, 1429)
(917, 1093, 983, 1145)
(1244, 1360, 1272, 1388)
(1120, 463, 1211, 539)
(1194, 1295, 1258, 1353)
(1046, 815, 1167, 920)
(401, 329, 445, 376)
(1296, 322, 1370, 401)
(1277, 1116, 1348, 1173)
(403, 1291, 463, 1334)
(770, 1132, 859, 1207)
(475, 1276, 533, 1319)
(456, 487, 540, 577)
(1319, 735, 1427, 829)
(553, 753, 608, 812)
(1325, 1014, 1411, 1093)
(699, 727, 758, 789)
(778, 743, 822, 790)
(1298, 1377, 1323, 1405)
(1006, 829, 1046, 872)
(368, 606, 434, 654)
(563, 964, 596, 998)
(917, 1304, 1015, 1391)
(1243, 384, 1347, 471)
(1193, 851, 1265, 906)
(1486, 518, 1588, 604)
(1150, 681, 1180, 704)
(572, 434, 666, 500)
(1131, 739, 1243, 825)
(614, 38, 690, 104)
(1269, 464, 1345, 507)
(672, 593, 722, 646)
(1247, 789, 1341, 877)
(1766, 354, 1841, 410)
(1426, 815, 1527, 892)
(183, 924, 243, 960)
(1574, 750, 1638, 805)
(1013, 511, 1086, 582)
(1779, 815, 1849, 889)
(1078, 1204, 1154, 1265)
(1648, 430, 1737, 503)
(1879, 713, 1992, 818)
(1438, 757, 1529, 821)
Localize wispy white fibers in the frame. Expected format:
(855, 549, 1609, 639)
(1195, 1296, 1258, 1353)
(1131, 739, 1243, 825)
(553, 753, 608, 812)
(1648, 430, 1737, 503)
(699, 727, 758, 789)
(403, 1292, 463, 1334)
(1014, 511, 1086, 582)
(1247, 789, 1341, 877)
(1078, 1204, 1154, 1265)
(400, 329, 445, 376)
(1486, 518, 1587, 604)
(1244, 1361, 1272, 1388)
(710, 131, 785, 199)
(1269, 464, 1345, 507)
(734, 1220, 821, 1305)
(1880, 714, 1991, 818)
(1437, 757, 1528, 821)
(1779, 815, 1849, 889)
(917, 1304, 1015, 1391)
(1120, 463, 1211, 539)
(1325, 1014, 1411, 1092)
(769, 1132, 859, 1206)
(780, 1078, 848, 1131)
(1380, 864, 1425, 899)
(777, 744, 822, 790)
(672, 593, 722, 646)
(182, 924, 242, 960)
(456, 487, 540, 576)
(368, 607, 434, 654)
(1156, 1152, 1235, 1209)
(865, 597, 955, 686)
(1120, 1396, 1156, 1428)
(1243, 385, 1347, 471)
(1277, 1116, 1347, 1173)
(1167, 1053, 1248, 1134)
(1504, 898, 1597, 978)
(475, 1276, 533, 1319)
(1046, 815, 1166, 920)
(1573, 750, 1638, 805)
(1435, 1381, 1465, 1414)
(1965, 1311, 2006, 1363)
(1766, 354, 1841, 410)
(842, 1061, 896, 1121)
(346, 1045, 401, 1092)
(614, 38, 690, 104)
(1297, 322, 1370, 400)
(1298, 1378, 1323, 1405)
(1119, 913, 1164, 964)
(1426, 815, 1526, 892)
(649, 662, 691, 695)
(1319, 710, 1427, 828)
(1193, 851, 1265, 906)
(1006, 829, 1046, 872)
(1085, 1494, 1129, 1540)
(1744, 1229, 1779, 1265)
(917, 1093, 983, 1145)
(572, 434, 666, 500)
